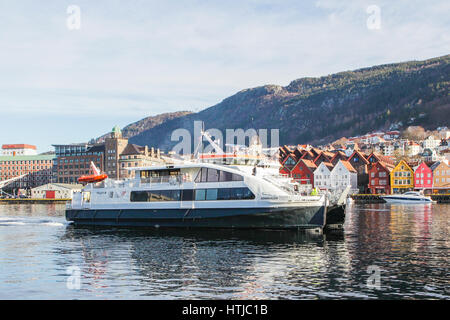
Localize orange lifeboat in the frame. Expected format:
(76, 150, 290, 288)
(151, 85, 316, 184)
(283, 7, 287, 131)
(78, 161, 108, 183)
(78, 173, 108, 183)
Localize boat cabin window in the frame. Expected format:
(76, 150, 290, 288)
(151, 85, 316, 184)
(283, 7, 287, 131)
(130, 187, 254, 202)
(192, 187, 255, 201)
(181, 189, 194, 201)
(194, 168, 243, 183)
(140, 169, 180, 178)
(206, 188, 218, 200)
(130, 190, 182, 202)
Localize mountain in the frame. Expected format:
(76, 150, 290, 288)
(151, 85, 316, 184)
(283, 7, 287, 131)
(96, 111, 192, 142)
(125, 54, 449, 151)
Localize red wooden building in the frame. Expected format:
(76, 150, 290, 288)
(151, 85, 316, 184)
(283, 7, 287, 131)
(291, 159, 317, 185)
(366, 152, 394, 166)
(368, 161, 395, 194)
(279, 153, 299, 176)
(414, 162, 433, 191)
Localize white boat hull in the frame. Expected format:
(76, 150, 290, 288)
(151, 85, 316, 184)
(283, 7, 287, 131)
(381, 196, 433, 204)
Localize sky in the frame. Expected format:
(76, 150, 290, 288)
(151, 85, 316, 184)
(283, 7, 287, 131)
(0, 0, 449, 152)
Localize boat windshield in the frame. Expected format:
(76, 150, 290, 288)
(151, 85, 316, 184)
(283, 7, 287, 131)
(404, 192, 420, 196)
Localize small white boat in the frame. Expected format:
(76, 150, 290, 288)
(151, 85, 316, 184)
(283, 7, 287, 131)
(381, 191, 434, 204)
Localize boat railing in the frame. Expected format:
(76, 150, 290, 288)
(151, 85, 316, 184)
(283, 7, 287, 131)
(261, 174, 299, 195)
(140, 175, 184, 185)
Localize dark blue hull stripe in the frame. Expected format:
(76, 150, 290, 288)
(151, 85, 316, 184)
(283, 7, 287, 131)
(383, 197, 432, 202)
(66, 206, 326, 229)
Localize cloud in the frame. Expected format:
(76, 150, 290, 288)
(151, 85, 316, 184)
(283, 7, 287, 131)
(0, 0, 448, 119)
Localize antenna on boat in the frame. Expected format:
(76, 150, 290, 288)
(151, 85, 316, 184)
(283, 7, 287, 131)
(193, 122, 205, 159)
(90, 161, 101, 175)
(193, 121, 224, 159)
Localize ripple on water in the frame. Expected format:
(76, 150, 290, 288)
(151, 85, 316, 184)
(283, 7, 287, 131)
(0, 203, 448, 299)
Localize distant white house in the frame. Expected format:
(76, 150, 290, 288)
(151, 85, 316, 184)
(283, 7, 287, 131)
(330, 160, 358, 192)
(422, 135, 440, 150)
(381, 143, 395, 156)
(437, 127, 450, 139)
(313, 162, 333, 190)
(31, 183, 83, 199)
(407, 141, 422, 156)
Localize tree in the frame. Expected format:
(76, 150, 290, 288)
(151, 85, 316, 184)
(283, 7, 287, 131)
(402, 126, 426, 141)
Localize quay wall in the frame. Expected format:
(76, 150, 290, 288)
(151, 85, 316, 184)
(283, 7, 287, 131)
(0, 198, 70, 204)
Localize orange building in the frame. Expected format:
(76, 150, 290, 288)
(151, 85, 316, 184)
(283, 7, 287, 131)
(431, 162, 450, 193)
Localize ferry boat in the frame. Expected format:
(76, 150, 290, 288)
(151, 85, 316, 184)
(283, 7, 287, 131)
(66, 131, 347, 230)
(66, 161, 334, 229)
(381, 191, 434, 204)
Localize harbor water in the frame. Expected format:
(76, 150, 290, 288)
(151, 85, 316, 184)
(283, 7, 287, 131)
(0, 203, 448, 299)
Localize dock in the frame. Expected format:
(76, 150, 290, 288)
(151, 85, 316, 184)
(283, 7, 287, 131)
(0, 198, 70, 204)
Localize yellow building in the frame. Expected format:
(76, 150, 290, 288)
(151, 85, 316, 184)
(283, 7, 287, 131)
(390, 160, 414, 194)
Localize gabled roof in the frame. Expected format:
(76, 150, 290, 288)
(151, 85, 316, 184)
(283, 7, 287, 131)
(300, 150, 315, 160)
(298, 159, 317, 170)
(430, 161, 441, 171)
(375, 160, 395, 172)
(347, 150, 369, 164)
(431, 161, 449, 171)
(280, 153, 299, 166)
(414, 161, 431, 172)
(322, 161, 334, 170)
(310, 147, 322, 158)
(339, 160, 357, 173)
(392, 159, 414, 172)
(367, 152, 395, 165)
(280, 145, 292, 155)
(323, 151, 335, 158)
(121, 143, 144, 156)
(313, 152, 331, 164)
(314, 161, 333, 173)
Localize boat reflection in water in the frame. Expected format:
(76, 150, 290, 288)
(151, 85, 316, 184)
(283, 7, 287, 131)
(61, 225, 347, 299)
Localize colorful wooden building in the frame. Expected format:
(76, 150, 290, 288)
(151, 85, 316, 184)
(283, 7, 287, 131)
(313, 161, 334, 190)
(330, 160, 358, 191)
(414, 162, 433, 192)
(279, 153, 299, 176)
(347, 150, 370, 193)
(368, 161, 394, 194)
(390, 160, 414, 194)
(431, 161, 450, 194)
(366, 152, 394, 166)
(291, 159, 317, 185)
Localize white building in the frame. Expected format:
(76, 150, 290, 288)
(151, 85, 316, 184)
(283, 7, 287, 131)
(422, 135, 440, 150)
(407, 142, 422, 156)
(31, 183, 83, 199)
(437, 127, 450, 139)
(381, 143, 395, 156)
(2, 144, 38, 156)
(330, 160, 358, 192)
(383, 131, 400, 140)
(313, 162, 333, 190)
